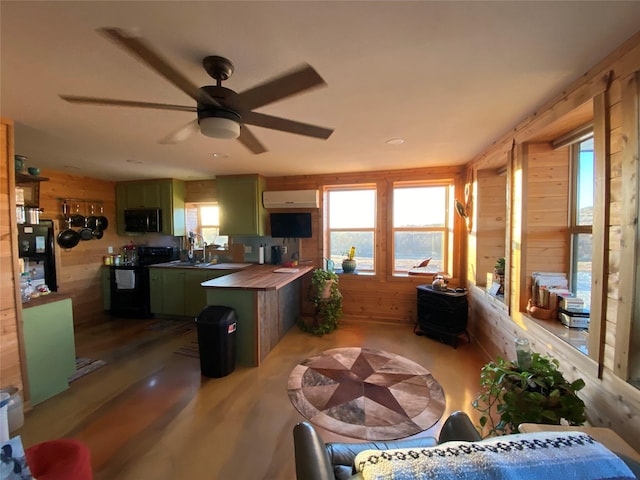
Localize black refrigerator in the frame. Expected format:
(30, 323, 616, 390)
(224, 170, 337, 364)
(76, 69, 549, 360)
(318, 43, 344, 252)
(17, 219, 58, 292)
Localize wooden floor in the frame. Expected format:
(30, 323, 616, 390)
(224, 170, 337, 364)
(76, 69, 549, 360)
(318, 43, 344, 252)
(16, 315, 488, 480)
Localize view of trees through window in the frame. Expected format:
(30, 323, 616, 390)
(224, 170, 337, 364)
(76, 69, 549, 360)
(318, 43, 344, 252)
(325, 183, 451, 274)
(393, 183, 448, 272)
(570, 136, 594, 309)
(185, 204, 228, 247)
(326, 188, 376, 271)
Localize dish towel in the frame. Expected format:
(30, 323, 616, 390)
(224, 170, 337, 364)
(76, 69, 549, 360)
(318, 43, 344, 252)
(115, 269, 136, 290)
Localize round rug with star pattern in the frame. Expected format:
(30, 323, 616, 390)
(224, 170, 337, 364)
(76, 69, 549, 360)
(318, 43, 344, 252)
(287, 347, 445, 440)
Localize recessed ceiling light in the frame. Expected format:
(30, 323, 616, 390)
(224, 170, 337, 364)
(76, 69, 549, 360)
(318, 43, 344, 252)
(386, 138, 405, 145)
(126, 159, 144, 164)
(212, 152, 229, 159)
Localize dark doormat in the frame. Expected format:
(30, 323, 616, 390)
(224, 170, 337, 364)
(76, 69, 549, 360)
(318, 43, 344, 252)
(69, 357, 107, 383)
(174, 341, 199, 358)
(146, 320, 194, 335)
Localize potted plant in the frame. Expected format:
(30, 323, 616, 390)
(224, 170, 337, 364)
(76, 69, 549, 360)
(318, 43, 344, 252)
(299, 269, 343, 335)
(493, 257, 505, 294)
(472, 353, 586, 437)
(494, 257, 505, 275)
(342, 246, 357, 273)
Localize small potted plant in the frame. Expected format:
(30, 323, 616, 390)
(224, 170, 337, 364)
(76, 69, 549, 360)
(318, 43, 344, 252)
(494, 257, 505, 275)
(494, 257, 505, 294)
(342, 246, 357, 273)
(299, 269, 343, 335)
(472, 353, 586, 437)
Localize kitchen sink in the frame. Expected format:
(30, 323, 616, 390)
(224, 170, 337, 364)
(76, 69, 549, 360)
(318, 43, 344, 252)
(166, 261, 253, 269)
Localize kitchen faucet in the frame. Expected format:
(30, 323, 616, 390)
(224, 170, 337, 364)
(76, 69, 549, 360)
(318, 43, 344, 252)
(188, 231, 208, 263)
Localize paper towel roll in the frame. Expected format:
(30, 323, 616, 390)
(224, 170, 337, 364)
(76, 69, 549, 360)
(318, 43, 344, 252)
(259, 245, 265, 264)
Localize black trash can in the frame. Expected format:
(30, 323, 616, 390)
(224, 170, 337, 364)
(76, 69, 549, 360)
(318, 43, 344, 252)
(195, 305, 237, 378)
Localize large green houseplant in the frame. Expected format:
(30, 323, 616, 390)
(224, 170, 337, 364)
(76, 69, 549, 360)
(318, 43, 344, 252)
(472, 353, 586, 437)
(299, 269, 343, 336)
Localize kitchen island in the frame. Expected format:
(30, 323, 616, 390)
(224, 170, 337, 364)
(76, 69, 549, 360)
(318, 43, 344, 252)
(201, 264, 314, 366)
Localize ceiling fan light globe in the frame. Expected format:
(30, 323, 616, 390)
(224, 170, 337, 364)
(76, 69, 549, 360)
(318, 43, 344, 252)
(199, 116, 240, 139)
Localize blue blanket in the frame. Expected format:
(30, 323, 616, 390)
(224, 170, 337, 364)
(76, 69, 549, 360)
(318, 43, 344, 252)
(354, 431, 636, 480)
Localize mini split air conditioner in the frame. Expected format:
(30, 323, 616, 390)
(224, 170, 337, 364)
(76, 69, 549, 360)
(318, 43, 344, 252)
(262, 190, 319, 209)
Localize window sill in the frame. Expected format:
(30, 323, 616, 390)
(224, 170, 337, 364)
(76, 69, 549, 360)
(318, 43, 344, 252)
(523, 312, 589, 356)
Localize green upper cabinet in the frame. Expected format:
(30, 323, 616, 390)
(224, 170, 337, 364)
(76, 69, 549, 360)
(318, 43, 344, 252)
(116, 179, 185, 236)
(217, 174, 267, 236)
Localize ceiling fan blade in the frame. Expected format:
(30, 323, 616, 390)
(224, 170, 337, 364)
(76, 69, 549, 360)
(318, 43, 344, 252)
(158, 119, 200, 144)
(97, 27, 219, 106)
(60, 95, 197, 112)
(238, 125, 267, 154)
(235, 64, 326, 111)
(243, 111, 333, 139)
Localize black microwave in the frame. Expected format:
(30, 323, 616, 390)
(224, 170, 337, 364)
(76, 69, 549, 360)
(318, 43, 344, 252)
(124, 209, 162, 233)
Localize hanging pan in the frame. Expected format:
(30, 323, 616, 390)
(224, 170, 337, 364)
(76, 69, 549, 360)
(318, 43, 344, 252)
(79, 221, 94, 241)
(57, 219, 80, 249)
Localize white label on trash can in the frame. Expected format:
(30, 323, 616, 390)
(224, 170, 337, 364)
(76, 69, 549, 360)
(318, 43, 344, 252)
(228, 322, 236, 334)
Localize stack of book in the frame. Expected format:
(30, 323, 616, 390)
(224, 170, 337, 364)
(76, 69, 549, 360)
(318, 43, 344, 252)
(558, 295, 589, 328)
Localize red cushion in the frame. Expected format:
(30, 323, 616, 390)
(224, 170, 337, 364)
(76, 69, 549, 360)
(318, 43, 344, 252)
(25, 439, 92, 480)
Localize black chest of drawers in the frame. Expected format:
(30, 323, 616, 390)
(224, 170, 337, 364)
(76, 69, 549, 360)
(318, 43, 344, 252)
(416, 285, 469, 348)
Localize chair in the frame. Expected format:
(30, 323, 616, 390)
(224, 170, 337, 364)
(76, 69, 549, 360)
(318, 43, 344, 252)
(293, 411, 481, 480)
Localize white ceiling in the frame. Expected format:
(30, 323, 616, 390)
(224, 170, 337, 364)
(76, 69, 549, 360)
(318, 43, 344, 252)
(2, 1, 640, 182)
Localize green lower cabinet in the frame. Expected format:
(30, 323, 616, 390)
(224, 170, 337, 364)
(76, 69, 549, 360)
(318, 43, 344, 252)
(102, 266, 110, 311)
(184, 270, 219, 318)
(149, 268, 232, 318)
(161, 269, 186, 317)
(22, 298, 76, 405)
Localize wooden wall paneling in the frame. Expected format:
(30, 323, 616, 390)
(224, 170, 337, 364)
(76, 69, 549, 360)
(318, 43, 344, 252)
(475, 170, 507, 286)
(0, 118, 25, 395)
(184, 179, 217, 203)
(614, 71, 640, 379)
(524, 143, 570, 303)
(590, 90, 611, 373)
(266, 166, 464, 325)
(511, 143, 527, 314)
(37, 169, 117, 326)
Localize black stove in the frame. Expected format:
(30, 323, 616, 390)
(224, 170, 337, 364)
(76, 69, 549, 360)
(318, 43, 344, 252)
(109, 246, 179, 318)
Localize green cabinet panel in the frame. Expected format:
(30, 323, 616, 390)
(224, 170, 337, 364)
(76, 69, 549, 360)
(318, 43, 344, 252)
(217, 174, 267, 235)
(149, 267, 232, 318)
(22, 298, 76, 405)
(116, 179, 185, 236)
(149, 268, 164, 315)
(160, 269, 185, 317)
(102, 266, 110, 310)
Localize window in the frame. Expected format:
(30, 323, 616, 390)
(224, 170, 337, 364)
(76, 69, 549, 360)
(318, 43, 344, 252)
(393, 182, 450, 273)
(326, 187, 376, 272)
(569, 136, 594, 309)
(185, 203, 228, 247)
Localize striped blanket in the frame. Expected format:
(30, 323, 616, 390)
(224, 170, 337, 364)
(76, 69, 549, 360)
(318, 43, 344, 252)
(354, 431, 636, 480)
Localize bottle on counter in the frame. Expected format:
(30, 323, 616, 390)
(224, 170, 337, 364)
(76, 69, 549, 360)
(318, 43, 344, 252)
(20, 272, 33, 302)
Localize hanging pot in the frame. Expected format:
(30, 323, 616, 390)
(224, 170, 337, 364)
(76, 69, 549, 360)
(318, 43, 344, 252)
(70, 213, 84, 227)
(92, 229, 104, 239)
(57, 227, 80, 249)
(25, 207, 41, 224)
(96, 205, 108, 231)
(70, 203, 84, 227)
(86, 217, 98, 230)
(86, 204, 99, 230)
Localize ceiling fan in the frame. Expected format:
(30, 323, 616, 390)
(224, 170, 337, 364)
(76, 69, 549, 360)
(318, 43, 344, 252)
(59, 27, 333, 154)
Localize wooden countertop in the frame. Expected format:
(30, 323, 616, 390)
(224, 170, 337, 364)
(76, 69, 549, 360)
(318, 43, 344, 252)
(21, 291, 72, 309)
(201, 264, 314, 291)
